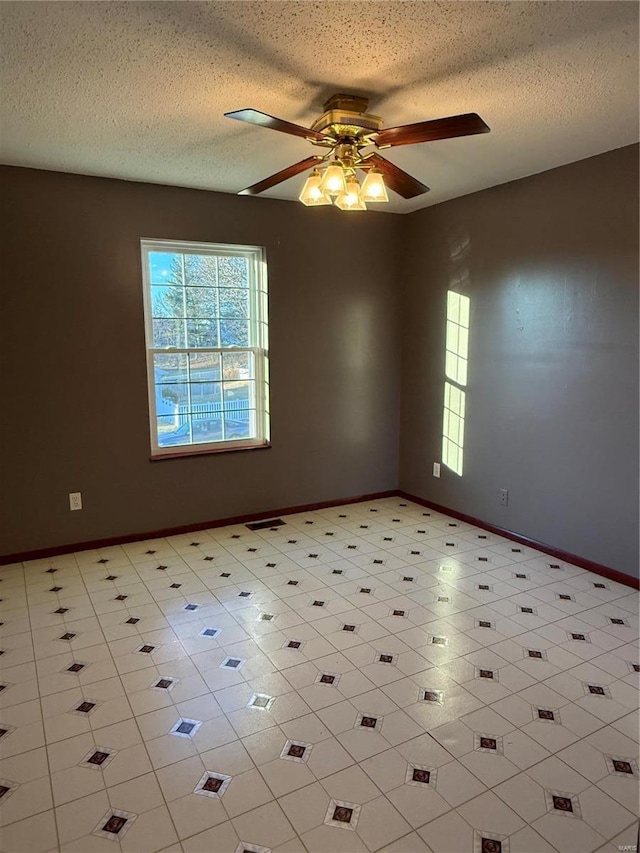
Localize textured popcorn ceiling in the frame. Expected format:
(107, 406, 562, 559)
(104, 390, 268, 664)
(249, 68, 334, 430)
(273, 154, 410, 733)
(1, 1, 638, 213)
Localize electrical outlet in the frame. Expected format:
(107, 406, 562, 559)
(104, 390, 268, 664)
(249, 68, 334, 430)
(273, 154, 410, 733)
(498, 489, 509, 506)
(433, 462, 441, 478)
(69, 492, 82, 511)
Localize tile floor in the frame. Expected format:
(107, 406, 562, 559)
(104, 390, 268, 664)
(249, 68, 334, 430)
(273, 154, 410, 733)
(0, 497, 638, 853)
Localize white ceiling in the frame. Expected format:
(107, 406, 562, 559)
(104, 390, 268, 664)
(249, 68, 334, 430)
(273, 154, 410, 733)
(1, 1, 638, 213)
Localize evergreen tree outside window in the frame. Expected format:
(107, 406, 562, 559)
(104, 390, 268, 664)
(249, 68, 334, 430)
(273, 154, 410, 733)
(141, 240, 269, 457)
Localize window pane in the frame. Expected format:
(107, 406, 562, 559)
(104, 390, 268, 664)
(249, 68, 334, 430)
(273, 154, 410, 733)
(191, 411, 224, 443)
(222, 352, 253, 414)
(157, 383, 189, 407)
(224, 413, 254, 440)
(220, 318, 249, 347)
(193, 420, 223, 443)
(222, 351, 252, 377)
(149, 252, 182, 286)
(218, 256, 249, 288)
(152, 318, 185, 348)
(186, 319, 219, 348)
(153, 353, 188, 383)
(219, 288, 249, 318)
(184, 254, 218, 287)
(224, 380, 253, 412)
(157, 415, 177, 431)
(189, 352, 221, 381)
(190, 381, 222, 406)
(151, 285, 184, 318)
(157, 418, 192, 448)
(186, 287, 218, 318)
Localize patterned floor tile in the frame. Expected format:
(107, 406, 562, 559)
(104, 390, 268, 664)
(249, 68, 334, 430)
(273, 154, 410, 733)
(1, 498, 636, 853)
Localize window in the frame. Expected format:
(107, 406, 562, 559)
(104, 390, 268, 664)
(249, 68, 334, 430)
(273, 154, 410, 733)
(141, 239, 269, 457)
(442, 291, 469, 476)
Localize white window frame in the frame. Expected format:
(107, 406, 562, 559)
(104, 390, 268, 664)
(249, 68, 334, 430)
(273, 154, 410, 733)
(141, 238, 269, 458)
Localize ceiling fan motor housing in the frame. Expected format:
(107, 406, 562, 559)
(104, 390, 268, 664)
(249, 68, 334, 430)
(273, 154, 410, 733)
(311, 93, 384, 139)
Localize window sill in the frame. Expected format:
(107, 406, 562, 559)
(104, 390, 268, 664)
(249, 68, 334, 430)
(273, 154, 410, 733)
(150, 442, 271, 461)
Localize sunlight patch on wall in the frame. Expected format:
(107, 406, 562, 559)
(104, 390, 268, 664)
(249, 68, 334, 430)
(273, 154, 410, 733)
(445, 291, 469, 385)
(443, 382, 466, 476)
(442, 291, 470, 476)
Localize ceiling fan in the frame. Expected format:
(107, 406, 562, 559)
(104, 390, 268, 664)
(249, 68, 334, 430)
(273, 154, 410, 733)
(225, 94, 490, 209)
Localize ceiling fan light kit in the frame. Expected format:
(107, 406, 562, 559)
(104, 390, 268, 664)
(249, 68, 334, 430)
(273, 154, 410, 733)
(225, 93, 490, 211)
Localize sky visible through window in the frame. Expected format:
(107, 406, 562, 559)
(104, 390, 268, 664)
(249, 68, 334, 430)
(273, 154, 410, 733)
(149, 252, 178, 285)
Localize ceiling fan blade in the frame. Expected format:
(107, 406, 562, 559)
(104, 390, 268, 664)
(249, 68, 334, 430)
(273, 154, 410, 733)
(225, 108, 327, 143)
(365, 153, 429, 199)
(239, 156, 324, 196)
(373, 113, 490, 148)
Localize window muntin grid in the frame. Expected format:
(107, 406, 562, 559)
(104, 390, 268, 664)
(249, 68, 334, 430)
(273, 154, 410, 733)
(141, 240, 269, 457)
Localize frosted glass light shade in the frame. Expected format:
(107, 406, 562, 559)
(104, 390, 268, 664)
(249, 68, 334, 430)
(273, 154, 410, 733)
(335, 178, 367, 210)
(360, 169, 389, 202)
(299, 171, 331, 206)
(319, 164, 347, 196)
